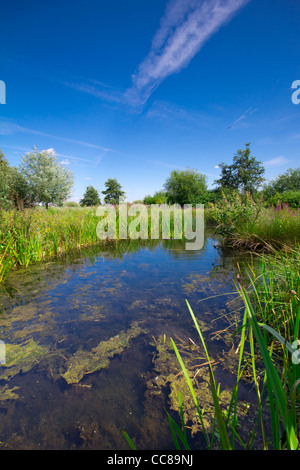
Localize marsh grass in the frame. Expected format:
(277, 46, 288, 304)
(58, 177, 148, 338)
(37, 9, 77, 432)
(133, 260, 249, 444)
(168, 245, 300, 450)
(0, 205, 200, 283)
(208, 191, 300, 248)
(232, 207, 300, 249)
(0, 207, 101, 281)
(0, 207, 100, 280)
(242, 245, 300, 345)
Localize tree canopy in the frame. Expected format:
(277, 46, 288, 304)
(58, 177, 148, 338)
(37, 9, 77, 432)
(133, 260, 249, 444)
(263, 167, 300, 199)
(0, 149, 32, 210)
(215, 143, 265, 194)
(143, 191, 167, 205)
(20, 148, 74, 209)
(101, 178, 125, 204)
(163, 168, 207, 206)
(80, 185, 101, 206)
(0, 150, 14, 210)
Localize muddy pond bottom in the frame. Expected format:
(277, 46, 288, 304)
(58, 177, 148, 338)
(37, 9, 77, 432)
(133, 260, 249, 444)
(0, 236, 256, 450)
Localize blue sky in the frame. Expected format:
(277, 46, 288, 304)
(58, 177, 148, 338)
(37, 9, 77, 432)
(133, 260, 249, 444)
(1, 0, 300, 202)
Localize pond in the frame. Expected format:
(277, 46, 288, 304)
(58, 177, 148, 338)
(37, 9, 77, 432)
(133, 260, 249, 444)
(0, 232, 258, 450)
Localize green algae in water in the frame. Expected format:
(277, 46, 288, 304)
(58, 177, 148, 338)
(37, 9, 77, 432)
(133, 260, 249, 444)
(0, 339, 49, 401)
(0, 339, 49, 382)
(79, 304, 105, 322)
(0, 384, 20, 401)
(0, 237, 260, 449)
(146, 334, 250, 438)
(63, 322, 147, 384)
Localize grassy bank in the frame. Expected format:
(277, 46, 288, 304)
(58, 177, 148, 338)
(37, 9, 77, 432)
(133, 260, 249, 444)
(164, 246, 300, 450)
(207, 191, 300, 249)
(1, 199, 299, 283)
(0, 206, 103, 282)
(0, 204, 201, 283)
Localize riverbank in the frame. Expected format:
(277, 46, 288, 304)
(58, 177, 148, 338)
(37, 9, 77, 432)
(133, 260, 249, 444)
(0, 204, 299, 449)
(1, 202, 299, 283)
(206, 191, 300, 250)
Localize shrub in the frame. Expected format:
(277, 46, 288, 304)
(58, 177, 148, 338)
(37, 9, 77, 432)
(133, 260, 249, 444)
(268, 191, 300, 208)
(207, 190, 263, 236)
(64, 201, 80, 207)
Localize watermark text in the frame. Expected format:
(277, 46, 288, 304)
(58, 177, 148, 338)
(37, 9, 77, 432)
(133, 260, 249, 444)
(0, 80, 6, 104)
(96, 202, 204, 251)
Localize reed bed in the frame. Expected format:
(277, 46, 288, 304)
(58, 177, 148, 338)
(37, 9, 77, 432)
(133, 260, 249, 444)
(208, 191, 300, 249)
(166, 246, 300, 450)
(0, 206, 100, 282)
(235, 206, 300, 248)
(0, 205, 197, 282)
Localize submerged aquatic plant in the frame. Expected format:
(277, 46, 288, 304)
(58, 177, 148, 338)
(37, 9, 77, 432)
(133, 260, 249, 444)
(168, 292, 299, 450)
(63, 322, 147, 384)
(0, 338, 49, 400)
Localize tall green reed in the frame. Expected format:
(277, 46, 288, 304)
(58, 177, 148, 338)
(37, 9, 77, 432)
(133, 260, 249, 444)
(0, 205, 196, 282)
(163, 247, 300, 450)
(169, 297, 299, 450)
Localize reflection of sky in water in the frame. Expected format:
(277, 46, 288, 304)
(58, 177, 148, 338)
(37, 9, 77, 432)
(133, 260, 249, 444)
(0, 235, 253, 450)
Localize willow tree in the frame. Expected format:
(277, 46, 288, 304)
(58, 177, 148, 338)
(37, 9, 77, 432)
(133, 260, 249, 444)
(20, 148, 74, 208)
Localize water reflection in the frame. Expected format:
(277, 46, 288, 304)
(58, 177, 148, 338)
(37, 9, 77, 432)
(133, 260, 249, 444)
(0, 232, 255, 450)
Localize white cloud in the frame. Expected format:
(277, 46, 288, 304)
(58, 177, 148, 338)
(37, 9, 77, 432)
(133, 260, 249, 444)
(60, 159, 70, 165)
(264, 156, 291, 167)
(125, 0, 250, 106)
(84, 177, 92, 180)
(43, 148, 56, 155)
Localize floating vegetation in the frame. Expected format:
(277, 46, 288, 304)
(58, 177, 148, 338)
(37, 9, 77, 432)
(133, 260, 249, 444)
(182, 275, 212, 295)
(62, 322, 147, 384)
(0, 233, 261, 449)
(0, 385, 20, 401)
(146, 333, 250, 438)
(79, 305, 105, 322)
(0, 339, 49, 382)
(0, 338, 49, 402)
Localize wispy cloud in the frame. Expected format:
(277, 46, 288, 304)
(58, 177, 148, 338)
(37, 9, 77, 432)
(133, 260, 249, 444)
(63, 80, 127, 106)
(0, 119, 112, 152)
(264, 156, 292, 167)
(145, 99, 218, 128)
(0, 119, 159, 168)
(125, 0, 250, 106)
(226, 106, 257, 130)
(146, 158, 186, 171)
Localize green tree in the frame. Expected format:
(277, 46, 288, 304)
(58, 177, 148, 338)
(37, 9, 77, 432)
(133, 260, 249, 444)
(20, 148, 74, 209)
(0, 149, 35, 210)
(263, 168, 300, 199)
(102, 178, 125, 204)
(215, 143, 265, 194)
(164, 168, 207, 206)
(0, 149, 14, 210)
(143, 190, 167, 205)
(10, 166, 33, 209)
(80, 185, 101, 206)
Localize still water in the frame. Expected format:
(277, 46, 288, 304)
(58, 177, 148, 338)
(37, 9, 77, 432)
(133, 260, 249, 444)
(0, 234, 255, 449)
